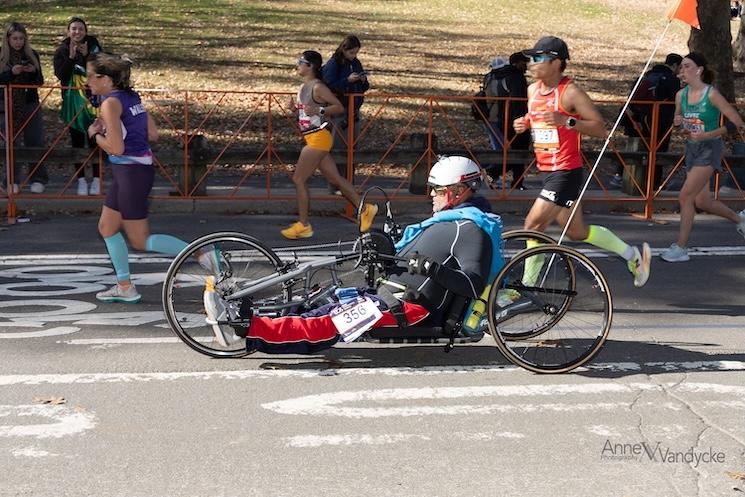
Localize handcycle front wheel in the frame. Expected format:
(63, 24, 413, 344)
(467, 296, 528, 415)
(162, 232, 291, 358)
(487, 244, 612, 374)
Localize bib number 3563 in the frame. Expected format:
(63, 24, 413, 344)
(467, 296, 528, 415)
(330, 297, 383, 343)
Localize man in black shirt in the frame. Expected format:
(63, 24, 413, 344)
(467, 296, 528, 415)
(206, 156, 501, 353)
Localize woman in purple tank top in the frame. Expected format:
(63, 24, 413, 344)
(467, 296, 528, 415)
(84, 53, 211, 303)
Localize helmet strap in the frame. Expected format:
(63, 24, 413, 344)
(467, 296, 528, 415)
(443, 184, 471, 210)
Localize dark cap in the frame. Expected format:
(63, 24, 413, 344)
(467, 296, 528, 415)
(523, 36, 570, 60)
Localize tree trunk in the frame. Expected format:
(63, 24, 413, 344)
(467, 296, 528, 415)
(689, 0, 735, 101)
(734, 8, 745, 72)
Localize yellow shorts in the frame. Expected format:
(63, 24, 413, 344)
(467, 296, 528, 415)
(303, 128, 333, 152)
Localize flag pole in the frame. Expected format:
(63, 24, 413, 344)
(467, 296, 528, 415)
(557, 20, 674, 244)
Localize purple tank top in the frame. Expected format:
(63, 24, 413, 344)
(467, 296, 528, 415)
(107, 90, 152, 164)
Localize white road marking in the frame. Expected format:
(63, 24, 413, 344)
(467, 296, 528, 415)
(12, 446, 58, 458)
(0, 365, 744, 387)
(285, 433, 431, 448)
(261, 382, 745, 418)
(0, 405, 95, 439)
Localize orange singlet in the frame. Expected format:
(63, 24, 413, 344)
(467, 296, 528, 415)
(528, 76, 582, 172)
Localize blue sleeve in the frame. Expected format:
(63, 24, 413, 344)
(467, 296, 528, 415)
(322, 59, 347, 93)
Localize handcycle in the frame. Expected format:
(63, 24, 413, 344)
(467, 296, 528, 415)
(162, 191, 613, 374)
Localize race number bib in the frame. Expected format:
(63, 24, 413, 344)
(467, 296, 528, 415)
(330, 297, 383, 343)
(531, 126, 560, 151)
(683, 116, 705, 134)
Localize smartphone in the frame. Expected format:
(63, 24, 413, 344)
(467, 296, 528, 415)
(20, 58, 30, 66)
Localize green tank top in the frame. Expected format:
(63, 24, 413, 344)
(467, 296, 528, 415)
(680, 85, 720, 141)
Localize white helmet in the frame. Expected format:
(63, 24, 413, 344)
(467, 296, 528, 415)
(428, 156, 483, 190)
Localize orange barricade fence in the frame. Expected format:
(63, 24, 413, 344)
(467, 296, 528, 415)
(2, 84, 745, 222)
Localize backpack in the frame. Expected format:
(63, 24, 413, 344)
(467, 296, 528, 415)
(470, 72, 508, 121)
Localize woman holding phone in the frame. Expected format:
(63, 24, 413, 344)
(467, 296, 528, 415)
(322, 34, 370, 194)
(281, 50, 376, 240)
(0, 22, 47, 194)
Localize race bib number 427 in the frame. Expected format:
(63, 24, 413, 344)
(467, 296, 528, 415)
(330, 297, 383, 343)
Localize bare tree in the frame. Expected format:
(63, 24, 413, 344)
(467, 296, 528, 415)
(689, 0, 735, 101)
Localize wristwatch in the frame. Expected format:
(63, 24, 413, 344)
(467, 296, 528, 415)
(565, 117, 577, 129)
(319, 107, 326, 116)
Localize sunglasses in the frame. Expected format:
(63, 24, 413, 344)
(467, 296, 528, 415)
(530, 54, 557, 64)
(296, 58, 311, 66)
(430, 185, 450, 196)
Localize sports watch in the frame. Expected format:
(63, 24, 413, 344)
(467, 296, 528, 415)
(565, 117, 577, 129)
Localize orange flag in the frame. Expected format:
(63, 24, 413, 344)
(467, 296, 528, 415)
(666, 0, 700, 29)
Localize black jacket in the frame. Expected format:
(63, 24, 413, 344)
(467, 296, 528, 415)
(0, 49, 44, 105)
(53, 35, 103, 86)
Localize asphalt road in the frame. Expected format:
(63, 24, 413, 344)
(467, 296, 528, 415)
(1, 209, 744, 497)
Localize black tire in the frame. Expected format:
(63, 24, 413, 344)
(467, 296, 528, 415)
(501, 229, 556, 263)
(494, 231, 574, 340)
(162, 232, 289, 358)
(487, 245, 612, 373)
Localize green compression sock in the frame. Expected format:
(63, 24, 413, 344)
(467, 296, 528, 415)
(583, 225, 634, 260)
(522, 238, 544, 286)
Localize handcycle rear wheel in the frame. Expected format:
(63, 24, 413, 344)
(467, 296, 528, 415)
(501, 229, 556, 262)
(162, 232, 290, 358)
(487, 244, 612, 373)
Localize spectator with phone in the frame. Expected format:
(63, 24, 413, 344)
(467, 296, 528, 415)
(53, 16, 103, 196)
(0, 21, 47, 194)
(322, 34, 370, 194)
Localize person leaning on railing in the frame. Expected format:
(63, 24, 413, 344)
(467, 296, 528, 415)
(0, 21, 47, 194)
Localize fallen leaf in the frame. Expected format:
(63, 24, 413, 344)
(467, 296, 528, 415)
(33, 396, 66, 405)
(727, 472, 745, 481)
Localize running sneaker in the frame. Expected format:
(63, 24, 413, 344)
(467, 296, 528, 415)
(281, 221, 313, 239)
(203, 276, 242, 347)
(660, 243, 689, 263)
(96, 283, 141, 303)
(496, 288, 522, 308)
(89, 177, 101, 195)
(197, 245, 222, 275)
(359, 203, 378, 232)
(628, 243, 651, 287)
(77, 177, 88, 196)
(736, 210, 745, 241)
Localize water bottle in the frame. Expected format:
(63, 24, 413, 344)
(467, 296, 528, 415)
(462, 287, 490, 334)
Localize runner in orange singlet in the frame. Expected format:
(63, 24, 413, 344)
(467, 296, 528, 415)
(513, 36, 651, 288)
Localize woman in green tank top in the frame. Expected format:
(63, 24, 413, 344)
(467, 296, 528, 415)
(660, 52, 745, 263)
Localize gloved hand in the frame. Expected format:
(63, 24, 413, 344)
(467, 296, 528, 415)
(407, 251, 440, 277)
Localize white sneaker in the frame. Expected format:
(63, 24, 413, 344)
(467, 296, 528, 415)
(10, 183, 19, 195)
(203, 276, 241, 347)
(96, 283, 141, 303)
(77, 178, 89, 196)
(736, 210, 745, 241)
(30, 182, 45, 194)
(660, 243, 689, 263)
(197, 245, 222, 275)
(89, 177, 101, 195)
(628, 243, 651, 287)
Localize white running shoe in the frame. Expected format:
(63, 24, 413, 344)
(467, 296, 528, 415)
(628, 243, 651, 287)
(660, 243, 690, 263)
(203, 277, 241, 347)
(30, 182, 45, 194)
(77, 178, 89, 196)
(96, 283, 141, 303)
(736, 210, 745, 241)
(197, 246, 222, 275)
(89, 177, 101, 195)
